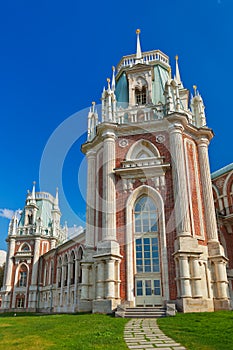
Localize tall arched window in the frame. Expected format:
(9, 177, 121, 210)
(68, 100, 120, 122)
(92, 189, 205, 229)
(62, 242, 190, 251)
(70, 251, 75, 285)
(18, 264, 28, 287)
(57, 258, 62, 288)
(134, 196, 157, 233)
(64, 255, 68, 287)
(135, 86, 147, 105)
(134, 196, 159, 274)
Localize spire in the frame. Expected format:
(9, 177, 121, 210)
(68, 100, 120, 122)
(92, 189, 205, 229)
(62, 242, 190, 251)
(31, 181, 36, 204)
(111, 66, 116, 92)
(107, 78, 111, 92)
(174, 55, 183, 87)
(193, 85, 197, 96)
(54, 187, 59, 209)
(91, 101, 96, 113)
(136, 29, 142, 61)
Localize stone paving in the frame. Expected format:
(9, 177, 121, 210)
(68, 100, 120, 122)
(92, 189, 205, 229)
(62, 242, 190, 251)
(124, 319, 186, 350)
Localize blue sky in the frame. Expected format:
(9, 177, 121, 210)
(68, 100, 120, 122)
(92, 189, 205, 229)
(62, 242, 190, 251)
(0, 0, 232, 250)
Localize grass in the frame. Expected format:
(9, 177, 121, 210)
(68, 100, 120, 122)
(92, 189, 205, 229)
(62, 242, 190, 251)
(0, 313, 128, 350)
(157, 311, 233, 350)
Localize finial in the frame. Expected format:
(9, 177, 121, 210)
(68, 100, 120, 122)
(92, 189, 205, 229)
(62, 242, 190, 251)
(193, 85, 197, 96)
(107, 77, 111, 91)
(174, 55, 183, 87)
(31, 181, 36, 201)
(54, 187, 59, 209)
(92, 101, 96, 105)
(111, 66, 116, 92)
(168, 67, 171, 79)
(91, 101, 96, 112)
(136, 28, 142, 60)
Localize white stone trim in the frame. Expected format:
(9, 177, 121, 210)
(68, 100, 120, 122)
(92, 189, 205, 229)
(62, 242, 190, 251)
(125, 185, 169, 305)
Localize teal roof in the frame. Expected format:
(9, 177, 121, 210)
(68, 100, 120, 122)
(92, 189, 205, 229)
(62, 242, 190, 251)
(116, 72, 129, 105)
(211, 163, 233, 179)
(152, 65, 169, 105)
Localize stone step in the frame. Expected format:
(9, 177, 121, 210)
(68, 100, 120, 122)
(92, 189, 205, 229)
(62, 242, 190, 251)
(115, 306, 167, 318)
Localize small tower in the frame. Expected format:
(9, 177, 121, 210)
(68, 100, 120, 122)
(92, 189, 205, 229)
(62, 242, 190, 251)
(81, 30, 230, 313)
(1, 184, 66, 311)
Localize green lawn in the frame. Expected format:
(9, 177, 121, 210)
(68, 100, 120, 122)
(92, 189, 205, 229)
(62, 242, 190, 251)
(158, 311, 233, 350)
(1, 311, 233, 350)
(0, 313, 128, 350)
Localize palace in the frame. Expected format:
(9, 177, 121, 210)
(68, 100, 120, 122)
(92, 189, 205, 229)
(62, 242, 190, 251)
(1, 31, 232, 314)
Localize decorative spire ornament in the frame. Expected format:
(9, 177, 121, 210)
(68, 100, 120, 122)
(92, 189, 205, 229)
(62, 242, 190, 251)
(111, 66, 116, 92)
(136, 29, 142, 62)
(174, 55, 183, 87)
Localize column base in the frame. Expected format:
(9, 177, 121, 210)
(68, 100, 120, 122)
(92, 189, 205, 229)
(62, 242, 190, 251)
(176, 298, 214, 313)
(78, 300, 93, 313)
(92, 299, 120, 314)
(214, 298, 230, 311)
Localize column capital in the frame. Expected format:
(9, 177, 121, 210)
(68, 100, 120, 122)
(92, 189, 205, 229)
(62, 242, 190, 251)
(196, 137, 209, 147)
(86, 150, 97, 158)
(102, 130, 116, 140)
(168, 123, 184, 134)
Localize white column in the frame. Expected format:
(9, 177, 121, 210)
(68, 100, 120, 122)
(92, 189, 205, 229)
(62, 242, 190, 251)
(197, 138, 218, 241)
(215, 260, 228, 299)
(115, 260, 120, 299)
(179, 256, 192, 297)
(96, 261, 105, 299)
(86, 151, 96, 247)
(4, 238, 16, 288)
(102, 132, 116, 241)
(192, 258, 202, 297)
(80, 263, 90, 300)
(31, 238, 40, 285)
(105, 259, 115, 299)
(169, 124, 191, 236)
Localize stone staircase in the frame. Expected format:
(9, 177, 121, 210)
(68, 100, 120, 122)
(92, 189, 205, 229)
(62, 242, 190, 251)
(115, 306, 167, 318)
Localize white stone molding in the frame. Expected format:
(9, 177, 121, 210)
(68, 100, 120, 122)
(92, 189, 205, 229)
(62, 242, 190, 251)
(156, 134, 165, 143)
(197, 138, 218, 241)
(125, 185, 169, 305)
(222, 170, 233, 214)
(169, 124, 191, 236)
(119, 139, 129, 148)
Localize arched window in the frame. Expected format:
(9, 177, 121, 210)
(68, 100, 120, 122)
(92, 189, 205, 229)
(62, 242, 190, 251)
(64, 255, 68, 287)
(134, 196, 157, 233)
(49, 260, 54, 285)
(135, 86, 147, 105)
(134, 196, 160, 274)
(20, 243, 30, 252)
(70, 251, 75, 285)
(18, 265, 28, 287)
(57, 258, 62, 288)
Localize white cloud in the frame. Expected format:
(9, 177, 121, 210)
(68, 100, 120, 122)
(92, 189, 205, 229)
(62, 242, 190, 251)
(0, 209, 15, 220)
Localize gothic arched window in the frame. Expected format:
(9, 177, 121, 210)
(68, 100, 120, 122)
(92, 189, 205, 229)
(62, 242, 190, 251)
(134, 196, 157, 233)
(135, 86, 147, 105)
(70, 251, 75, 285)
(18, 265, 28, 287)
